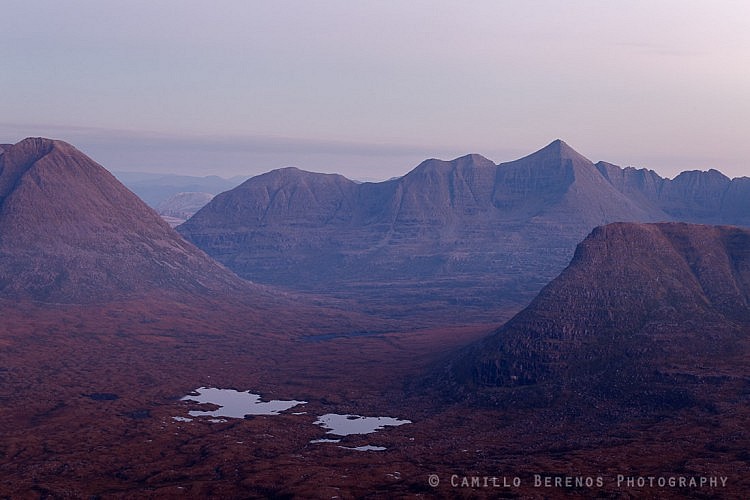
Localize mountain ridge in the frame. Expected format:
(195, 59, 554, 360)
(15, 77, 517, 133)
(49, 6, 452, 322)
(596, 161, 750, 225)
(179, 140, 692, 324)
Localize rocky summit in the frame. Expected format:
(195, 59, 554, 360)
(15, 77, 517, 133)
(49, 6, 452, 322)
(0, 138, 248, 302)
(442, 222, 750, 409)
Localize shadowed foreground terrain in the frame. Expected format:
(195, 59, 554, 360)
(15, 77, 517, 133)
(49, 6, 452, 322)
(2, 295, 748, 498)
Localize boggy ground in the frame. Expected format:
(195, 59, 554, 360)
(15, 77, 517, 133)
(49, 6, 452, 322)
(1, 297, 748, 499)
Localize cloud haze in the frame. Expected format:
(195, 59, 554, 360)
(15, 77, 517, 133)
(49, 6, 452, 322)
(2, 1, 748, 179)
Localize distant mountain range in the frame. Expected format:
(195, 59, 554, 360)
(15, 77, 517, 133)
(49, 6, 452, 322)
(113, 171, 246, 207)
(178, 140, 750, 324)
(156, 191, 216, 227)
(439, 222, 750, 410)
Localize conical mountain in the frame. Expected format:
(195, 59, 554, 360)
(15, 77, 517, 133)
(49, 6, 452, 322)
(179, 141, 670, 324)
(492, 139, 664, 225)
(442, 222, 750, 408)
(0, 138, 248, 301)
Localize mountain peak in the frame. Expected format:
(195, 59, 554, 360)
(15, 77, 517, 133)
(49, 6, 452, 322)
(533, 139, 591, 163)
(453, 153, 496, 169)
(0, 138, 248, 301)
(0, 138, 95, 201)
(4, 136, 73, 161)
(408, 153, 495, 176)
(12, 136, 58, 152)
(253, 166, 355, 184)
(498, 140, 594, 177)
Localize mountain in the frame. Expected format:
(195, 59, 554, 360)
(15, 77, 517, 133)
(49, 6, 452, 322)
(156, 192, 214, 219)
(0, 140, 426, 496)
(596, 162, 750, 226)
(442, 222, 750, 408)
(113, 171, 246, 207)
(178, 140, 667, 323)
(156, 191, 214, 226)
(0, 138, 249, 302)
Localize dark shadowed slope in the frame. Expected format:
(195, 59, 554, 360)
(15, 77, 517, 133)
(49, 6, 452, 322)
(179, 140, 667, 324)
(0, 138, 251, 302)
(442, 222, 750, 408)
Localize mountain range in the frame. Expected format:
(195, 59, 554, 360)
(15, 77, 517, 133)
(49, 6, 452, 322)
(3, 137, 750, 496)
(178, 139, 750, 324)
(597, 162, 750, 226)
(156, 191, 216, 227)
(113, 171, 246, 207)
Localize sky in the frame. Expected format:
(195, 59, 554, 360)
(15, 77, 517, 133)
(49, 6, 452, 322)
(2, 1, 749, 180)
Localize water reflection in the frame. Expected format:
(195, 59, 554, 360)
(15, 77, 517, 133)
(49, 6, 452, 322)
(181, 387, 306, 419)
(314, 413, 411, 436)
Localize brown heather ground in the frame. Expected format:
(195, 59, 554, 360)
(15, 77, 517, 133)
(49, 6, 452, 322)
(1, 296, 748, 499)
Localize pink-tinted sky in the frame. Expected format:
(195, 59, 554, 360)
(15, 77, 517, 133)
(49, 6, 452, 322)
(2, 1, 749, 179)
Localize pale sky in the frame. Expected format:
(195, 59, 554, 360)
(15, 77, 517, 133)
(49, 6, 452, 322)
(2, 1, 749, 180)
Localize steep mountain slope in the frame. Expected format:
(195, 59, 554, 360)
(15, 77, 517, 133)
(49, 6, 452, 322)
(492, 140, 661, 224)
(443, 222, 750, 407)
(0, 138, 249, 301)
(178, 140, 667, 323)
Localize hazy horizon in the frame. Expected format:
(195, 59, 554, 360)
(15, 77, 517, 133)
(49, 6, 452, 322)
(3, 1, 749, 180)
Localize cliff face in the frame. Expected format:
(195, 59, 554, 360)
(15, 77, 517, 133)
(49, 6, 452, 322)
(443, 222, 750, 407)
(595, 162, 667, 215)
(179, 141, 666, 323)
(0, 138, 249, 302)
(721, 177, 750, 226)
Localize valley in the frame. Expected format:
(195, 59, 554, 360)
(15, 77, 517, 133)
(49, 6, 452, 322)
(2, 297, 746, 498)
(1, 138, 748, 498)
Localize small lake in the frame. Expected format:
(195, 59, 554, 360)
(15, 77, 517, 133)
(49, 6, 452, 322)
(179, 387, 306, 420)
(314, 413, 412, 436)
(339, 445, 387, 451)
(175, 389, 411, 451)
